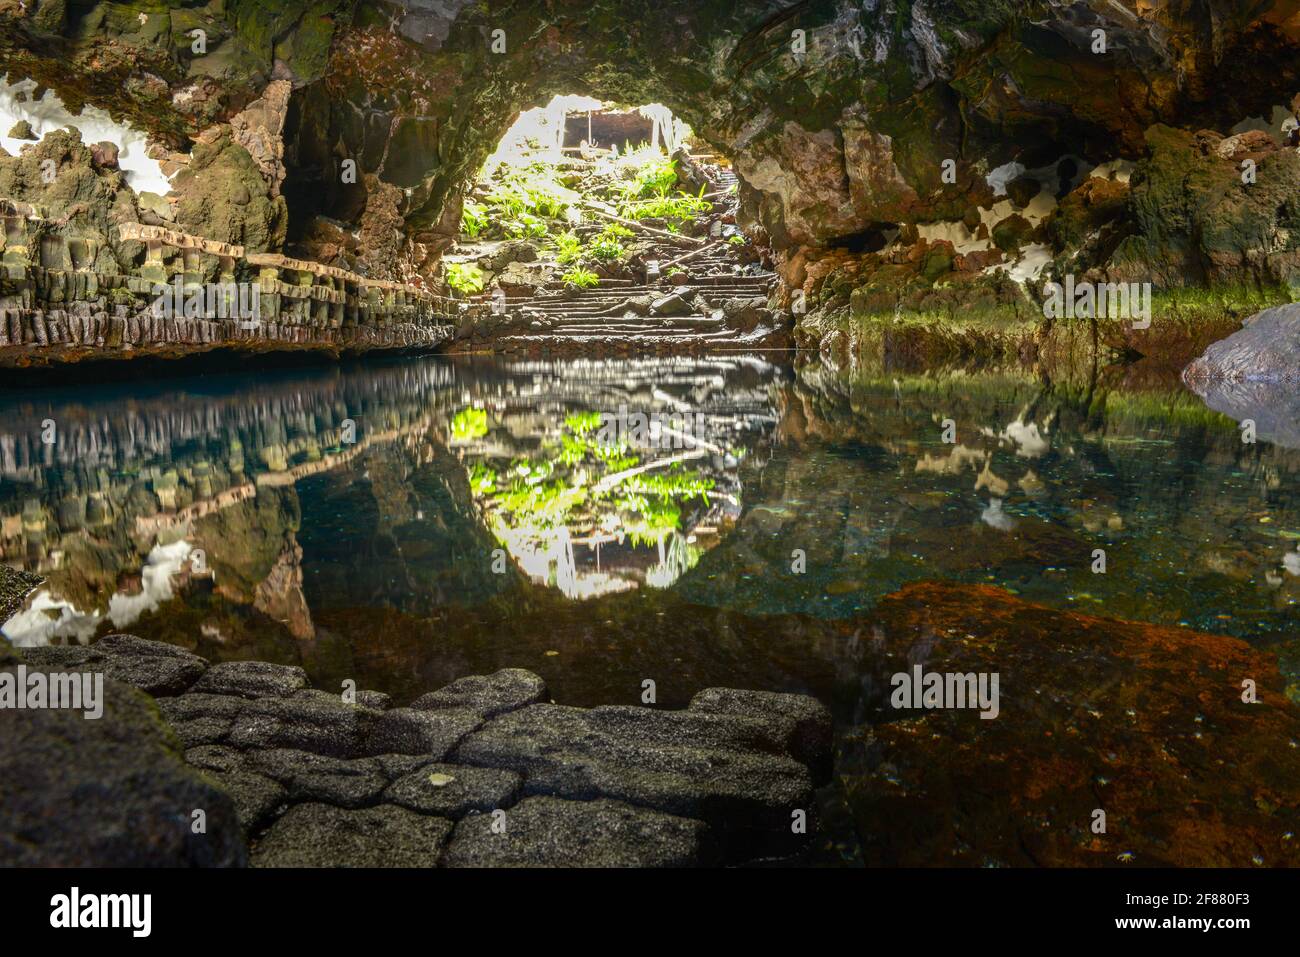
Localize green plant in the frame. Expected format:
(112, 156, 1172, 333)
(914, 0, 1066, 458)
(564, 410, 603, 435)
(503, 212, 548, 240)
(451, 407, 489, 442)
(728, 234, 745, 245)
(461, 202, 488, 238)
(469, 462, 498, 494)
(484, 163, 578, 227)
(589, 223, 633, 262)
(632, 156, 678, 198)
(553, 231, 583, 265)
(620, 187, 711, 224)
(446, 262, 485, 295)
(562, 267, 601, 288)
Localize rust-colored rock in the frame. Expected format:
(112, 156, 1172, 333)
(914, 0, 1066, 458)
(843, 581, 1300, 867)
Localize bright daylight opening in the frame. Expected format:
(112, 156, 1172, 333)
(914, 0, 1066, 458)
(440, 95, 768, 599)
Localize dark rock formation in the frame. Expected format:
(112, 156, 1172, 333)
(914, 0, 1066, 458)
(1183, 302, 1300, 447)
(0, 657, 247, 866)
(1184, 301, 1300, 385)
(440, 796, 708, 868)
(17, 633, 833, 866)
(0, 563, 40, 625)
(410, 668, 548, 718)
(3, 0, 1298, 358)
(252, 803, 451, 868)
(170, 126, 287, 252)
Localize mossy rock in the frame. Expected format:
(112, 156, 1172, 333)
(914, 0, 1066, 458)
(171, 128, 287, 251)
(7, 120, 37, 141)
(992, 213, 1033, 253)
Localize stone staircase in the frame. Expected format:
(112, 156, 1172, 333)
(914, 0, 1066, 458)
(712, 167, 739, 193)
(484, 271, 784, 355)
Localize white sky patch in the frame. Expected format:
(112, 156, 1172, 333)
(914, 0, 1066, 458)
(1284, 550, 1300, 577)
(915, 154, 1079, 260)
(915, 219, 992, 255)
(1089, 158, 1134, 183)
(1, 590, 101, 646)
(987, 243, 1052, 283)
(106, 539, 192, 627)
(986, 161, 1024, 197)
(0, 74, 174, 195)
(2, 539, 193, 646)
(1003, 417, 1050, 458)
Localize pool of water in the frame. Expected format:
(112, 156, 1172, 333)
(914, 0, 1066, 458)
(3, 352, 1299, 864)
(4, 353, 1299, 688)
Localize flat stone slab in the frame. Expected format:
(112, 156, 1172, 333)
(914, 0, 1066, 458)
(294, 687, 391, 710)
(21, 648, 832, 867)
(246, 748, 389, 809)
(361, 706, 484, 758)
(252, 803, 452, 868)
(226, 697, 377, 757)
(384, 763, 522, 818)
(410, 668, 547, 718)
(688, 687, 832, 782)
(183, 745, 287, 833)
(441, 797, 707, 868)
(453, 702, 814, 857)
(192, 660, 309, 699)
(21, 633, 208, 696)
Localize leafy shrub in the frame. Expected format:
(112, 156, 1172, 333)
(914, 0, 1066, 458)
(451, 407, 489, 442)
(461, 202, 487, 238)
(446, 262, 485, 295)
(553, 231, 583, 265)
(631, 155, 678, 198)
(562, 267, 601, 288)
(589, 223, 633, 261)
(620, 187, 711, 224)
(503, 212, 548, 240)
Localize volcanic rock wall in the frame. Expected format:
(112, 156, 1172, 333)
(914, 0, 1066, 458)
(4, 2, 1300, 359)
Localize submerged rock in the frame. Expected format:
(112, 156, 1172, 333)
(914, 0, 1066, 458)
(842, 581, 1300, 867)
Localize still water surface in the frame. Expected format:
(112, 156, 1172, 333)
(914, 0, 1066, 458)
(3, 354, 1298, 864)
(3, 354, 1297, 695)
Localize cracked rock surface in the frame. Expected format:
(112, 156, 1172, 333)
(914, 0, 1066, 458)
(8, 633, 831, 867)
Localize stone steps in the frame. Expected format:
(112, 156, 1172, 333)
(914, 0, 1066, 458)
(549, 318, 729, 334)
(16, 636, 831, 867)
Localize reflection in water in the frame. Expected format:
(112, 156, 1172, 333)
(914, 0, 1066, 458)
(672, 362, 1300, 643)
(4, 353, 1299, 864)
(5, 539, 196, 644)
(4, 355, 1300, 661)
(447, 360, 775, 597)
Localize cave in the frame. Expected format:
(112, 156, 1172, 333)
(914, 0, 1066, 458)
(2, 0, 1300, 895)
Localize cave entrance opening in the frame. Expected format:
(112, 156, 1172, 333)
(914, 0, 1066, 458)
(436, 99, 779, 600)
(441, 94, 750, 300)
